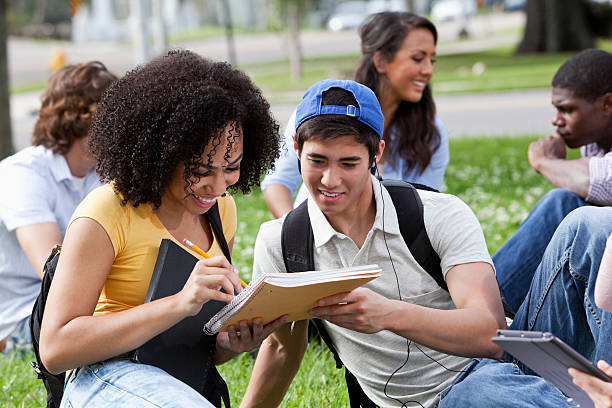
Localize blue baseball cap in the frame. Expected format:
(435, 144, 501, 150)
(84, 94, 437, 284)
(294, 79, 384, 139)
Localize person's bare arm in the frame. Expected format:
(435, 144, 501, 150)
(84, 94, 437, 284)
(310, 262, 506, 359)
(240, 320, 309, 407)
(528, 134, 590, 198)
(595, 234, 612, 311)
(16, 222, 62, 278)
(263, 184, 294, 219)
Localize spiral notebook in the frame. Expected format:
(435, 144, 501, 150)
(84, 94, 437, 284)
(203, 264, 382, 334)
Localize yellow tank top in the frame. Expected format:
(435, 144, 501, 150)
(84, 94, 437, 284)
(69, 184, 237, 315)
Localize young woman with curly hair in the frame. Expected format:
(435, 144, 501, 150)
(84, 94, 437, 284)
(261, 12, 448, 218)
(0, 61, 116, 354)
(39, 50, 284, 407)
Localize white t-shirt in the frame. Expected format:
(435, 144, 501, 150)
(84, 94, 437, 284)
(0, 146, 100, 339)
(253, 175, 493, 407)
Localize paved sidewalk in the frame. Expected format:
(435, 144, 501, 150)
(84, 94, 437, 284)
(12, 87, 553, 152)
(9, 11, 544, 150)
(7, 11, 524, 87)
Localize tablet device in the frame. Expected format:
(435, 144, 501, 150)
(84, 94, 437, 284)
(492, 330, 612, 408)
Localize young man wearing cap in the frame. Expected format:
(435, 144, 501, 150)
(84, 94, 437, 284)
(240, 79, 507, 407)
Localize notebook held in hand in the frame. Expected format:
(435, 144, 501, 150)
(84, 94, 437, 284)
(204, 264, 381, 334)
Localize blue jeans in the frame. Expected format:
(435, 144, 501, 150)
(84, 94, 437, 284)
(439, 206, 612, 408)
(2, 315, 32, 355)
(493, 189, 588, 313)
(61, 358, 216, 408)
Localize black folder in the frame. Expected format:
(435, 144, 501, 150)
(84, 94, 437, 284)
(134, 239, 227, 393)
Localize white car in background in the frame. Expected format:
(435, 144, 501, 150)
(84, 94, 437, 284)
(327, 0, 406, 31)
(430, 0, 477, 22)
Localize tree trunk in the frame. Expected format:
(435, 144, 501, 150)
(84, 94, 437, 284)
(33, 0, 48, 24)
(287, 0, 302, 82)
(151, 0, 167, 57)
(130, 0, 150, 64)
(517, 0, 594, 53)
(0, 0, 13, 160)
(221, 0, 236, 66)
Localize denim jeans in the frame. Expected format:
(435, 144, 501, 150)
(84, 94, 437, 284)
(61, 358, 216, 408)
(493, 189, 588, 313)
(1, 315, 32, 355)
(438, 206, 612, 408)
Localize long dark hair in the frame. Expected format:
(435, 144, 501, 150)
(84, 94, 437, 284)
(354, 12, 440, 175)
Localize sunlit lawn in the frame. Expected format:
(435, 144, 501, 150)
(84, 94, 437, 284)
(0, 135, 580, 407)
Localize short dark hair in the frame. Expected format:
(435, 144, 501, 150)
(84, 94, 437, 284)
(32, 61, 117, 155)
(89, 50, 280, 209)
(295, 87, 380, 166)
(552, 49, 612, 101)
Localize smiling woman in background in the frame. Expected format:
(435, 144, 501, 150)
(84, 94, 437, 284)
(261, 11, 449, 218)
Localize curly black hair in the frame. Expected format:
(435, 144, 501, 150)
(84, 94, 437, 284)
(89, 49, 280, 208)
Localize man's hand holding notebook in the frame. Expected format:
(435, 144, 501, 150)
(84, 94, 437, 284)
(203, 264, 381, 334)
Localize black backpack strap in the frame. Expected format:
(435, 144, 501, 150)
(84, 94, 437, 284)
(203, 365, 231, 408)
(204, 201, 231, 406)
(345, 368, 378, 408)
(281, 203, 378, 408)
(29, 245, 65, 408)
(281, 200, 314, 273)
(310, 319, 377, 407)
(382, 180, 515, 318)
(205, 201, 232, 263)
(381, 180, 446, 291)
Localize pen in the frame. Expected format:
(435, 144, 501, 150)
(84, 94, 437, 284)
(183, 238, 248, 288)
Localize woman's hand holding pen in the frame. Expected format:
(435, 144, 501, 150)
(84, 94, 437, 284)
(176, 256, 243, 317)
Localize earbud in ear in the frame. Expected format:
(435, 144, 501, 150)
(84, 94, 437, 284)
(370, 162, 379, 177)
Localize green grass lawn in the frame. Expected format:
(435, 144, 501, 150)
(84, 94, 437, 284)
(0, 135, 581, 407)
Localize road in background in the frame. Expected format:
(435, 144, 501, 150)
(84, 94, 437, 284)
(9, 11, 551, 151)
(8, 11, 524, 87)
(13, 88, 554, 152)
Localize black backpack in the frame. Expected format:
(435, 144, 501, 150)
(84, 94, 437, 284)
(29, 202, 232, 408)
(281, 179, 512, 408)
(29, 244, 64, 408)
